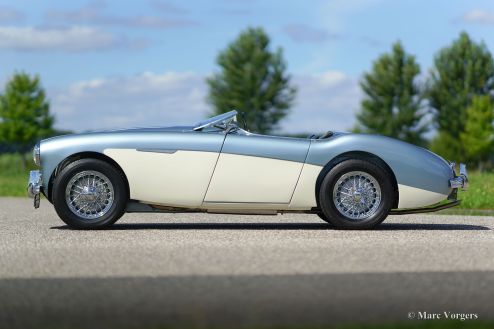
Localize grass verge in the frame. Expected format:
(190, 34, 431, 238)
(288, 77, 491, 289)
(455, 171, 494, 209)
(0, 153, 36, 197)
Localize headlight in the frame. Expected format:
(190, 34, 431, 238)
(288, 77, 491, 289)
(33, 143, 41, 166)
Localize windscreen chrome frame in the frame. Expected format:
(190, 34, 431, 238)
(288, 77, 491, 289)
(193, 110, 238, 131)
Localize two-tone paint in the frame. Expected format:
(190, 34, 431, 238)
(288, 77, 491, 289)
(37, 125, 455, 212)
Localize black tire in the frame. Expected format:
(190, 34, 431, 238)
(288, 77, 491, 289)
(315, 212, 335, 228)
(318, 158, 394, 229)
(316, 212, 327, 221)
(52, 158, 128, 229)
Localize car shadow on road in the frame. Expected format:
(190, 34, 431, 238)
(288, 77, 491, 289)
(51, 222, 490, 231)
(377, 223, 490, 230)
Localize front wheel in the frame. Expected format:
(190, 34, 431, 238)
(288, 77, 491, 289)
(52, 159, 128, 229)
(318, 158, 395, 229)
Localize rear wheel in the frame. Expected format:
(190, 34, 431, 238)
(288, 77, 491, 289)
(52, 159, 127, 229)
(318, 158, 394, 229)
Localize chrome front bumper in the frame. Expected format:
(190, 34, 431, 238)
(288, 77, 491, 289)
(27, 170, 42, 208)
(449, 163, 468, 190)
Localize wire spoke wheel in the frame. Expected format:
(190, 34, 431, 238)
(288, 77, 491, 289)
(332, 171, 382, 221)
(64, 170, 114, 220)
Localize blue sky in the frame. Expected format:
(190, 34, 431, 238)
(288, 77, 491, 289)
(2, 0, 494, 132)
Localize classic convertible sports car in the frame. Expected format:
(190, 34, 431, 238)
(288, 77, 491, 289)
(28, 110, 468, 229)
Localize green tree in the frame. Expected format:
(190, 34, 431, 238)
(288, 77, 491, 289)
(207, 27, 296, 134)
(356, 41, 427, 145)
(460, 95, 494, 171)
(427, 32, 494, 161)
(0, 72, 54, 167)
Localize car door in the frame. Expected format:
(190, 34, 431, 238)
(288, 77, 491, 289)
(204, 132, 310, 204)
(104, 131, 225, 207)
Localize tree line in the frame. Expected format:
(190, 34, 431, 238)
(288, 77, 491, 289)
(0, 28, 493, 171)
(355, 32, 494, 170)
(209, 29, 494, 170)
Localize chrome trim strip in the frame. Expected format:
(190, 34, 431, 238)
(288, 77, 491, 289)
(136, 148, 177, 154)
(390, 200, 460, 215)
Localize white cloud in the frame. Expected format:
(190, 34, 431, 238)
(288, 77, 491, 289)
(49, 70, 361, 134)
(0, 26, 143, 51)
(459, 9, 494, 25)
(282, 71, 361, 133)
(50, 72, 209, 131)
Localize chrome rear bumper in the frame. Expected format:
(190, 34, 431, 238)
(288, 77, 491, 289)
(449, 163, 468, 190)
(27, 170, 42, 208)
(389, 200, 460, 215)
(391, 162, 467, 216)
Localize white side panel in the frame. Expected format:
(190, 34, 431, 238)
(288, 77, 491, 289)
(397, 184, 448, 209)
(289, 164, 323, 209)
(204, 153, 303, 203)
(103, 149, 218, 207)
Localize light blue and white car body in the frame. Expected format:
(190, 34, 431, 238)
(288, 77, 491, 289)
(28, 110, 468, 228)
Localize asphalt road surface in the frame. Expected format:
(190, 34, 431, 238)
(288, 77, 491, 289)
(0, 197, 493, 329)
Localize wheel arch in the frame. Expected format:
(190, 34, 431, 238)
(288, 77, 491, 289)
(46, 151, 130, 203)
(314, 151, 399, 209)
